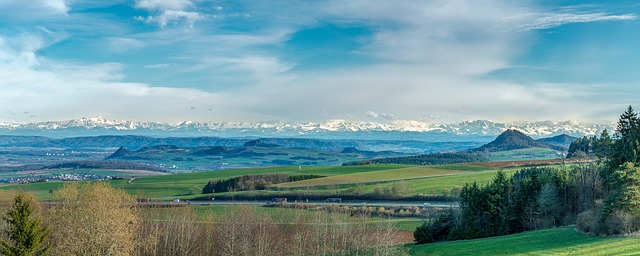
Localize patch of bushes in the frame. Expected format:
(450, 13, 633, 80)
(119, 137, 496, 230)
(414, 209, 456, 244)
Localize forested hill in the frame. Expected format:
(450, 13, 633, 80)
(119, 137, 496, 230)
(536, 134, 578, 149)
(471, 129, 562, 152)
(342, 152, 488, 166)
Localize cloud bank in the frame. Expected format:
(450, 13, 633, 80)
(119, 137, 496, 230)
(0, 1, 638, 123)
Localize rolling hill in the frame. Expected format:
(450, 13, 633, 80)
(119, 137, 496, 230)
(471, 129, 564, 153)
(537, 134, 578, 149)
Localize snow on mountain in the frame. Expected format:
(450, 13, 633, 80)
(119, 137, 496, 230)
(0, 117, 615, 139)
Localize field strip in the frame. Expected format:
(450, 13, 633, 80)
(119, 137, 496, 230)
(275, 166, 475, 188)
(276, 170, 498, 189)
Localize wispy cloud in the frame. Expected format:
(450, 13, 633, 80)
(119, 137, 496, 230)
(105, 37, 145, 54)
(0, 32, 231, 122)
(134, 0, 204, 28)
(1, 0, 639, 123)
(144, 63, 172, 69)
(513, 12, 637, 31)
(0, 0, 69, 21)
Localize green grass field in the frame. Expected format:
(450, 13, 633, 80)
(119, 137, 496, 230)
(0, 164, 419, 199)
(409, 226, 640, 255)
(431, 164, 493, 172)
(281, 168, 516, 196)
(275, 166, 470, 188)
(489, 147, 562, 162)
(0, 163, 518, 199)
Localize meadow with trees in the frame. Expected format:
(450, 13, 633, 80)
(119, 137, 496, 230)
(414, 106, 640, 245)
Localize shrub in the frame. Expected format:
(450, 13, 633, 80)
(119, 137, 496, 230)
(414, 220, 437, 244)
(576, 209, 597, 233)
(46, 183, 139, 256)
(414, 209, 456, 244)
(594, 211, 640, 236)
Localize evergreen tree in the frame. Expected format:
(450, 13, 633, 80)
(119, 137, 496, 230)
(599, 106, 640, 223)
(609, 106, 640, 168)
(486, 171, 512, 235)
(0, 193, 49, 256)
(595, 129, 613, 161)
(600, 162, 640, 220)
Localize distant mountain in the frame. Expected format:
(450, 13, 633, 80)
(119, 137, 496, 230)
(0, 117, 614, 140)
(105, 146, 131, 159)
(472, 129, 562, 153)
(536, 134, 578, 149)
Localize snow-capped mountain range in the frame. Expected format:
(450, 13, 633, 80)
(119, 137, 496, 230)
(0, 117, 616, 140)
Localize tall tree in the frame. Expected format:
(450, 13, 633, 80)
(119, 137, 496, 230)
(0, 193, 49, 256)
(609, 106, 640, 168)
(595, 129, 613, 161)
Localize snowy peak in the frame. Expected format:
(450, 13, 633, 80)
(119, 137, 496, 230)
(0, 117, 615, 139)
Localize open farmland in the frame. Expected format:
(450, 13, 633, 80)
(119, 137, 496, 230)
(1, 164, 416, 199)
(274, 166, 472, 188)
(409, 226, 640, 256)
(488, 147, 562, 161)
(1, 162, 562, 200)
(275, 168, 518, 197)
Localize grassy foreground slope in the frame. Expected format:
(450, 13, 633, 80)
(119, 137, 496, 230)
(409, 226, 640, 256)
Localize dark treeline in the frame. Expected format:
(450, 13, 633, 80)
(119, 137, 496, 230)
(566, 130, 613, 158)
(416, 105, 640, 244)
(415, 165, 601, 243)
(342, 152, 488, 166)
(202, 174, 324, 193)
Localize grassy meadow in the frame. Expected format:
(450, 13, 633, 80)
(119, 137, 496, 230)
(1, 164, 500, 199)
(1, 161, 568, 201)
(488, 147, 561, 162)
(409, 226, 640, 256)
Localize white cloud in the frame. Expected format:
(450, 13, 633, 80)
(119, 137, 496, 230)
(506, 11, 637, 31)
(134, 0, 203, 28)
(105, 37, 145, 54)
(0, 32, 240, 122)
(144, 63, 172, 69)
(324, 0, 524, 75)
(135, 0, 192, 11)
(2, 1, 638, 123)
(0, 0, 69, 20)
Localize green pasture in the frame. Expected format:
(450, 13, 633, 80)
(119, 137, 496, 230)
(0, 163, 532, 200)
(431, 164, 493, 172)
(489, 147, 561, 162)
(0, 165, 415, 199)
(409, 226, 640, 256)
(274, 166, 470, 188)
(282, 168, 517, 196)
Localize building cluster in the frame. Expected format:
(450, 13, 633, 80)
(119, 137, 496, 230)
(0, 173, 114, 184)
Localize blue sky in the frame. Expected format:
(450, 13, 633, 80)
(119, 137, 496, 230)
(0, 0, 639, 123)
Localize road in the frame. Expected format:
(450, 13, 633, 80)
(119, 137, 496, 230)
(160, 200, 458, 208)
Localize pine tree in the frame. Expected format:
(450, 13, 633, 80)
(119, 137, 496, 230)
(0, 193, 49, 256)
(595, 129, 613, 161)
(609, 106, 640, 168)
